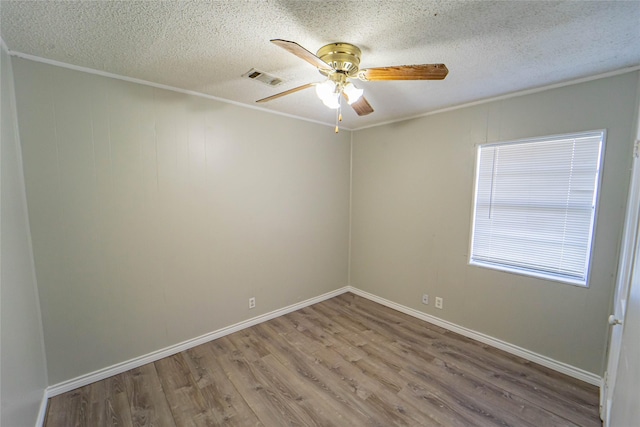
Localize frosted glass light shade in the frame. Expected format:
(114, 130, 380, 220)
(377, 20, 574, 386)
(315, 80, 340, 109)
(321, 94, 340, 109)
(316, 80, 335, 100)
(343, 83, 363, 105)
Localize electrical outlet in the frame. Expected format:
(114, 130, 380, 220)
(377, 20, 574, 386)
(249, 297, 256, 309)
(422, 294, 429, 305)
(435, 297, 443, 309)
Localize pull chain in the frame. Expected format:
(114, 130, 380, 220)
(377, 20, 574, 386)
(335, 95, 343, 133)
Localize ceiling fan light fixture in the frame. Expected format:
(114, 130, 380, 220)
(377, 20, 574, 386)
(262, 39, 447, 121)
(343, 82, 363, 105)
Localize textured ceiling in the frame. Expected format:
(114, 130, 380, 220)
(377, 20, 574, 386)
(1, 1, 639, 130)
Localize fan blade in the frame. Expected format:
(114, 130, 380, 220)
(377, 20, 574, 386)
(256, 83, 315, 103)
(271, 39, 332, 71)
(345, 95, 374, 116)
(359, 64, 448, 81)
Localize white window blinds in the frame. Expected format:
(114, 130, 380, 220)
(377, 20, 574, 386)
(470, 131, 605, 286)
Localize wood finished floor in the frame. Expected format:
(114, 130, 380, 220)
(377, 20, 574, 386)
(44, 293, 601, 426)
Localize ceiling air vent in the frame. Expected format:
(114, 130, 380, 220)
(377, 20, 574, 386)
(243, 68, 283, 87)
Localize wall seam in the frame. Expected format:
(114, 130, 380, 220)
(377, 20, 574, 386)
(347, 131, 353, 286)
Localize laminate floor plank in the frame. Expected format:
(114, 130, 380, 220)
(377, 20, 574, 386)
(103, 374, 134, 427)
(399, 353, 580, 427)
(45, 387, 83, 427)
(226, 327, 367, 425)
(249, 353, 336, 426)
(182, 345, 262, 426)
(258, 351, 367, 426)
(326, 300, 577, 427)
(203, 336, 294, 426)
(424, 336, 600, 426)
(253, 321, 387, 426)
(339, 292, 597, 405)
(331, 293, 601, 426)
(330, 295, 590, 426)
(292, 307, 441, 425)
(311, 344, 443, 426)
(336, 312, 532, 425)
(44, 292, 602, 427)
(480, 342, 600, 405)
(227, 331, 328, 427)
(71, 384, 92, 426)
(262, 318, 454, 426)
(286, 309, 366, 362)
(154, 353, 217, 426)
(84, 380, 107, 426)
(123, 363, 177, 427)
(209, 335, 317, 426)
(249, 321, 376, 425)
(225, 330, 271, 363)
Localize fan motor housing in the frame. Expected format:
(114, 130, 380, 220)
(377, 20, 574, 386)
(317, 42, 361, 77)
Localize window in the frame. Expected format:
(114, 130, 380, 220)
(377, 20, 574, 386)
(469, 130, 605, 286)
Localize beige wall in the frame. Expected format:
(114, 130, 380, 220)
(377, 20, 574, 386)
(10, 53, 638, 388)
(1, 49, 48, 425)
(12, 58, 351, 384)
(350, 72, 639, 375)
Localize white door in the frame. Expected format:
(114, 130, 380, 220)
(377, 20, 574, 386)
(601, 88, 640, 425)
(601, 154, 638, 425)
(609, 227, 640, 425)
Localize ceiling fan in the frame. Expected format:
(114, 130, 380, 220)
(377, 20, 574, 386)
(257, 39, 448, 132)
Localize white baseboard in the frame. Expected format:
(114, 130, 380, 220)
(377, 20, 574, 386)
(40, 283, 600, 425)
(346, 286, 602, 386)
(35, 389, 48, 427)
(45, 286, 350, 399)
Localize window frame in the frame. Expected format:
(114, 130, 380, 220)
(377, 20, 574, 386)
(468, 130, 606, 287)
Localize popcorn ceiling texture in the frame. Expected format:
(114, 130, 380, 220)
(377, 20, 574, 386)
(1, 0, 639, 129)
